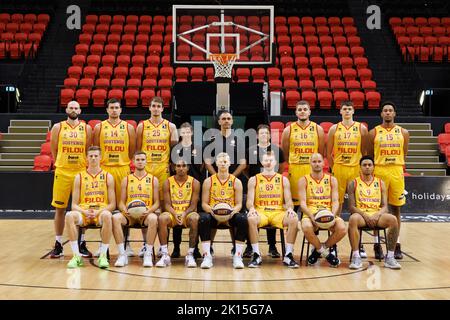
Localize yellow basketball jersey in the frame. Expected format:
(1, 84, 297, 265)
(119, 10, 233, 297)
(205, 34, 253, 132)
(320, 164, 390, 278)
(209, 174, 236, 208)
(99, 120, 130, 166)
(141, 119, 171, 164)
(169, 175, 194, 213)
(354, 176, 382, 214)
(305, 173, 332, 211)
(254, 173, 284, 212)
(55, 121, 87, 170)
(374, 125, 405, 166)
(125, 173, 154, 207)
(79, 170, 109, 209)
(333, 122, 362, 166)
(288, 121, 319, 164)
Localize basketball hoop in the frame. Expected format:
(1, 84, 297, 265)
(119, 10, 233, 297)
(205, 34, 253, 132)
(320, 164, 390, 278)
(209, 53, 237, 79)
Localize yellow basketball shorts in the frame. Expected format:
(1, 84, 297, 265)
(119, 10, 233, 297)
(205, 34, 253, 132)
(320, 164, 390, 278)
(257, 210, 286, 229)
(51, 168, 82, 208)
(288, 163, 311, 205)
(168, 212, 197, 228)
(332, 163, 360, 204)
(145, 163, 170, 200)
(101, 165, 130, 203)
(374, 165, 405, 206)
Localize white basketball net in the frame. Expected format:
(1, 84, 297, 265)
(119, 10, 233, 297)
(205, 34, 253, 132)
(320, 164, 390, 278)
(209, 53, 237, 78)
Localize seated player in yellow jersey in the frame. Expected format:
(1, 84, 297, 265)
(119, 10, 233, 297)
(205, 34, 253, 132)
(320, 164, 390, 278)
(298, 153, 347, 267)
(246, 152, 299, 268)
(199, 152, 247, 269)
(65, 146, 115, 269)
(347, 156, 401, 270)
(156, 159, 201, 268)
(113, 151, 160, 268)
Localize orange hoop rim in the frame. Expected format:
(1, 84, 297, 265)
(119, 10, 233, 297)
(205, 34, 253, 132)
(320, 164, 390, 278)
(208, 53, 238, 64)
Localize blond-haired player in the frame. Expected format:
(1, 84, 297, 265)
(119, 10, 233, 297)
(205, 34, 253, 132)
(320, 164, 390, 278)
(113, 152, 160, 267)
(281, 100, 325, 206)
(49, 101, 92, 258)
(65, 146, 115, 269)
(246, 152, 299, 268)
(347, 156, 401, 270)
(368, 102, 409, 259)
(156, 159, 201, 268)
(298, 153, 347, 267)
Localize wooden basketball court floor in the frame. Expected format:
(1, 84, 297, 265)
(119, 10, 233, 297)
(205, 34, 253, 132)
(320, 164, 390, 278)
(0, 220, 449, 300)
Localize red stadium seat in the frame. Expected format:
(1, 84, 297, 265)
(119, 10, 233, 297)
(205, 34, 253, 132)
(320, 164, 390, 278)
(141, 89, 156, 106)
(318, 91, 332, 109)
(75, 89, 91, 107)
(60, 89, 75, 106)
(350, 91, 365, 109)
(334, 91, 349, 108)
(286, 90, 300, 108)
(366, 92, 381, 109)
(124, 89, 139, 107)
(301, 91, 316, 108)
(33, 155, 52, 171)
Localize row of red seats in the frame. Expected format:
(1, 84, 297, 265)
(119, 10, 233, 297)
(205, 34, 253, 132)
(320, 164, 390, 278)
(283, 90, 380, 109)
(389, 16, 450, 28)
(438, 123, 450, 166)
(0, 13, 50, 24)
(392, 25, 450, 37)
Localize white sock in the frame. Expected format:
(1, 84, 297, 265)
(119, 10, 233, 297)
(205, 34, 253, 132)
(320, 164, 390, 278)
(145, 244, 153, 253)
(118, 243, 125, 255)
(97, 243, 103, 252)
(387, 250, 394, 258)
(352, 250, 360, 258)
(160, 245, 168, 255)
(374, 236, 379, 243)
(100, 243, 109, 255)
(285, 243, 294, 255)
(251, 243, 260, 255)
(397, 234, 400, 244)
(202, 242, 211, 256)
(56, 235, 63, 244)
(188, 247, 194, 255)
(80, 234, 85, 242)
(318, 245, 327, 254)
(235, 243, 244, 257)
(70, 241, 80, 255)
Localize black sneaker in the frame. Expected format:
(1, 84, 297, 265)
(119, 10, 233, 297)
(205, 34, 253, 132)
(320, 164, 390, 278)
(79, 241, 92, 258)
(243, 245, 253, 258)
(210, 246, 214, 257)
(268, 245, 281, 258)
(359, 244, 367, 258)
(329, 245, 337, 257)
(50, 241, 63, 258)
(193, 246, 202, 260)
(283, 252, 299, 268)
(374, 243, 385, 260)
(171, 246, 181, 258)
(394, 243, 403, 260)
(248, 252, 262, 268)
(307, 249, 322, 265)
(325, 252, 340, 267)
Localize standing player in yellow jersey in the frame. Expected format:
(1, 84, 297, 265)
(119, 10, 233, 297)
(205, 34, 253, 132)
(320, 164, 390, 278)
(156, 159, 201, 268)
(369, 102, 409, 259)
(327, 101, 368, 215)
(49, 101, 92, 258)
(65, 146, 115, 269)
(113, 152, 160, 267)
(281, 100, 325, 206)
(347, 156, 401, 269)
(93, 98, 136, 206)
(246, 152, 299, 268)
(199, 153, 247, 269)
(136, 96, 178, 202)
(298, 153, 347, 267)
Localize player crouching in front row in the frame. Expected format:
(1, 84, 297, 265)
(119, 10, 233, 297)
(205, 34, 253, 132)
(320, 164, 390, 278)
(246, 152, 299, 268)
(65, 146, 115, 269)
(347, 156, 401, 270)
(298, 153, 347, 267)
(113, 151, 160, 267)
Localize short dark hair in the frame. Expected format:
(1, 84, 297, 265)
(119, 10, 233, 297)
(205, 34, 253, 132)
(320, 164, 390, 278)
(106, 98, 121, 107)
(359, 155, 374, 165)
(296, 100, 310, 108)
(256, 124, 270, 132)
(87, 145, 101, 154)
(381, 101, 396, 111)
(217, 110, 232, 120)
(340, 100, 354, 108)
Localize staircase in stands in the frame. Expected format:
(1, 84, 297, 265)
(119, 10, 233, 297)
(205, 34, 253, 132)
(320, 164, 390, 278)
(401, 122, 446, 176)
(0, 119, 50, 171)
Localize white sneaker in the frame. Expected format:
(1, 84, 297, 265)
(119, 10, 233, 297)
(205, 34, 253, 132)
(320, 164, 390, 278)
(138, 244, 146, 257)
(349, 255, 363, 270)
(125, 246, 135, 257)
(185, 254, 197, 268)
(155, 254, 171, 268)
(200, 254, 213, 269)
(384, 256, 401, 269)
(359, 245, 367, 258)
(232, 255, 244, 269)
(143, 252, 153, 267)
(114, 254, 129, 267)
